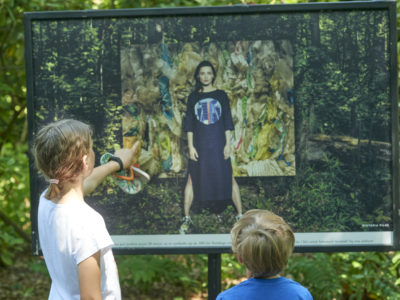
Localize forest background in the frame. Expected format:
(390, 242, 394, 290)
(0, 0, 400, 299)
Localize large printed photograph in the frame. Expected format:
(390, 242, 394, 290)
(26, 3, 397, 252)
(121, 41, 295, 180)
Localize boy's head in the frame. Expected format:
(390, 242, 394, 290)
(231, 209, 295, 278)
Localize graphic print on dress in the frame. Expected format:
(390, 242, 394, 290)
(194, 98, 222, 125)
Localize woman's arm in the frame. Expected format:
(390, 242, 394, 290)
(187, 132, 198, 161)
(224, 130, 231, 160)
(78, 251, 102, 300)
(84, 141, 140, 195)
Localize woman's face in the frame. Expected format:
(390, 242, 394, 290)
(198, 66, 214, 87)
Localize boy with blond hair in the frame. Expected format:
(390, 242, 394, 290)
(217, 209, 312, 299)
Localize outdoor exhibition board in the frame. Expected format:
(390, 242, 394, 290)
(25, 1, 399, 254)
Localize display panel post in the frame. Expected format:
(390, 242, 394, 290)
(208, 253, 221, 300)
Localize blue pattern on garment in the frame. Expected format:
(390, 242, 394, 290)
(194, 98, 222, 125)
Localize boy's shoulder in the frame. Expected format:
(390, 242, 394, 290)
(217, 277, 312, 300)
(277, 277, 312, 298)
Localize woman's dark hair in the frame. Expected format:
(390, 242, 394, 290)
(193, 60, 216, 93)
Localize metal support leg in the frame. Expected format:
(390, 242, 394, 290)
(208, 253, 221, 300)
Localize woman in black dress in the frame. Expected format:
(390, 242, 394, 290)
(180, 61, 242, 234)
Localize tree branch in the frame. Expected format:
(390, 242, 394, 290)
(0, 209, 31, 244)
(0, 103, 26, 149)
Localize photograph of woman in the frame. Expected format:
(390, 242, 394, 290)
(180, 61, 243, 234)
(120, 40, 295, 236)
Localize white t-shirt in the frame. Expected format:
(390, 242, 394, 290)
(38, 191, 121, 300)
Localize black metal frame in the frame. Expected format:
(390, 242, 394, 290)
(25, 1, 399, 256)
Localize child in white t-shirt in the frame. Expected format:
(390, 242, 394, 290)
(33, 119, 139, 300)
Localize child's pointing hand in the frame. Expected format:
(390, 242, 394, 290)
(113, 141, 140, 170)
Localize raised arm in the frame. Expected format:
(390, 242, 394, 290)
(84, 141, 140, 195)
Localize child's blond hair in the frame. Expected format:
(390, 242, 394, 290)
(33, 119, 92, 199)
(231, 209, 295, 278)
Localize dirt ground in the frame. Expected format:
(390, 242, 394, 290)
(0, 254, 50, 300)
